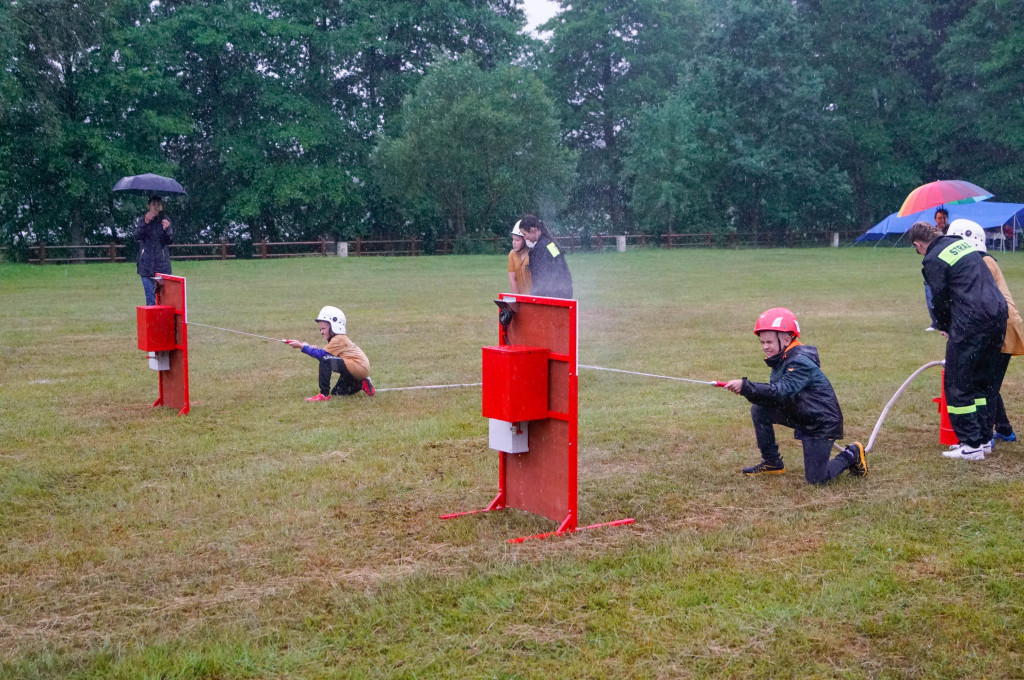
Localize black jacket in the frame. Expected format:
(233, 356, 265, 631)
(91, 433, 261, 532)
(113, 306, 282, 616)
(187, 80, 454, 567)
(922, 235, 1006, 341)
(740, 343, 844, 440)
(527, 234, 573, 298)
(135, 213, 173, 277)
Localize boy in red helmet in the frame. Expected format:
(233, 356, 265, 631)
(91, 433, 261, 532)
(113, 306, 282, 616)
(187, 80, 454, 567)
(722, 308, 867, 484)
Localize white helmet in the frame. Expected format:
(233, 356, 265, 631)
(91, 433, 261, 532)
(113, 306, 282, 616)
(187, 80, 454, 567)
(511, 220, 524, 237)
(315, 305, 346, 335)
(947, 219, 987, 252)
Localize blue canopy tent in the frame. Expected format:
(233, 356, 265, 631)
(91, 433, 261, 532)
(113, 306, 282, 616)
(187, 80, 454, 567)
(856, 201, 1024, 249)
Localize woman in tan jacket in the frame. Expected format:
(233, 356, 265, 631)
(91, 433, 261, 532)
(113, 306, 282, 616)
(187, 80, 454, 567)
(949, 220, 1024, 443)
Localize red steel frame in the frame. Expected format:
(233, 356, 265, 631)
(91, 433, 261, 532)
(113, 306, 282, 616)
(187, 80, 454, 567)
(152, 274, 190, 416)
(442, 294, 634, 543)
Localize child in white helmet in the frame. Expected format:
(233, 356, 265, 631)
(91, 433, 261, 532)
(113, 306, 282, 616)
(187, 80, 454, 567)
(285, 306, 374, 401)
(508, 220, 532, 294)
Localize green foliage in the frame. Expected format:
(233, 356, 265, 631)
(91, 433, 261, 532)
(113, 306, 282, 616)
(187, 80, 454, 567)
(373, 55, 574, 237)
(938, 0, 1024, 200)
(541, 0, 706, 233)
(804, 0, 935, 228)
(2, 0, 1024, 246)
(0, 0, 191, 248)
(627, 0, 852, 236)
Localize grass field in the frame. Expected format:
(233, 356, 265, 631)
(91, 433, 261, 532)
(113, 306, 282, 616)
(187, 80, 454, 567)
(2, 248, 1024, 679)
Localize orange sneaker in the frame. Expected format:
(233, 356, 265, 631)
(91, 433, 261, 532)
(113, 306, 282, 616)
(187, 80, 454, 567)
(305, 393, 331, 402)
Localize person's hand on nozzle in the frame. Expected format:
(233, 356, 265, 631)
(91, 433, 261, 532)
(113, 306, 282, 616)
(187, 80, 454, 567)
(723, 379, 743, 394)
(284, 339, 308, 349)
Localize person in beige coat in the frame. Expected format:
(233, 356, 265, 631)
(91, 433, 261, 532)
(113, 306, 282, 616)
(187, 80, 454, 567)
(948, 220, 1024, 443)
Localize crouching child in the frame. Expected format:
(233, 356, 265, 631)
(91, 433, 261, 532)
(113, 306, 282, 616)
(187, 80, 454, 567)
(722, 307, 867, 484)
(285, 306, 374, 401)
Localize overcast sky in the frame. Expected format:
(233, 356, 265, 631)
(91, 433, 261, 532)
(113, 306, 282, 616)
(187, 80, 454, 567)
(522, 0, 560, 35)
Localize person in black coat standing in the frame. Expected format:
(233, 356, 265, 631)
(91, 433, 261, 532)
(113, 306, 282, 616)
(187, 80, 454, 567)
(518, 214, 572, 299)
(135, 196, 173, 305)
(909, 221, 1007, 461)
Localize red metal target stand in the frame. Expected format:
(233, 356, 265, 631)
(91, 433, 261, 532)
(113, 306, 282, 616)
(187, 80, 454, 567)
(441, 294, 634, 543)
(135, 274, 190, 416)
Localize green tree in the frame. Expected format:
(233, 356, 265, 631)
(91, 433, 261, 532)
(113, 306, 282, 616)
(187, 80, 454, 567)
(0, 0, 190, 249)
(938, 0, 1024, 199)
(624, 96, 718, 236)
(626, 0, 851, 238)
(149, 1, 364, 242)
(540, 0, 705, 234)
(373, 56, 574, 241)
(803, 0, 935, 228)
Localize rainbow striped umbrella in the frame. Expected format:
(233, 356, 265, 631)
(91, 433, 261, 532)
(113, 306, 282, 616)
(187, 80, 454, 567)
(897, 180, 992, 217)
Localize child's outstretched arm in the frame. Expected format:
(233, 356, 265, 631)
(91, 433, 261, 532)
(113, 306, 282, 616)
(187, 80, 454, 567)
(285, 339, 335, 361)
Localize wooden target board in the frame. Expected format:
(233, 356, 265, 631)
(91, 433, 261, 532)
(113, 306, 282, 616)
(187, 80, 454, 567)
(443, 294, 633, 543)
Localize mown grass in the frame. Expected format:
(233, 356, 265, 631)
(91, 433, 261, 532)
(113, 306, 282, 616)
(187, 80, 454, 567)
(1, 248, 1023, 678)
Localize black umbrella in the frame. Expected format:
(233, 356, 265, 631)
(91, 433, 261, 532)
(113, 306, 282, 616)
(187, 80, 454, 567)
(112, 173, 187, 196)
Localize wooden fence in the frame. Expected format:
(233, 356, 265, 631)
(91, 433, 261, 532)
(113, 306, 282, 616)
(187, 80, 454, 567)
(4, 230, 867, 264)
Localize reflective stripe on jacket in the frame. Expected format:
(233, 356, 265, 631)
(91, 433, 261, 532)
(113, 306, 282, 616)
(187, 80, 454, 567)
(527, 235, 573, 299)
(922, 235, 1006, 342)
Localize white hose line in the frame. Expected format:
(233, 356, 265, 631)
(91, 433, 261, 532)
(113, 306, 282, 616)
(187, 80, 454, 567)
(375, 382, 482, 393)
(189, 322, 286, 343)
(579, 364, 721, 386)
(865, 360, 945, 452)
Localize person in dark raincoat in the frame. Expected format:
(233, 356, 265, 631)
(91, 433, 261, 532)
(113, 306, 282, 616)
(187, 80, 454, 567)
(518, 214, 572, 299)
(722, 307, 867, 484)
(135, 196, 173, 305)
(909, 221, 1007, 461)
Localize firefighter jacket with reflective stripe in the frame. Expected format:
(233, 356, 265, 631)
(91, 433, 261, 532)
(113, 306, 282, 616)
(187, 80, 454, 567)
(922, 235, 1007, 342)
(527, 235, 573, 299)
(739, 343, 844, 440)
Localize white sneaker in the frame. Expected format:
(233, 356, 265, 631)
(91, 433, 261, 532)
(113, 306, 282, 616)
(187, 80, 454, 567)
(925, 326, 937, 332)
(983, 439, 993, 454)
(942, 444, 985, 461)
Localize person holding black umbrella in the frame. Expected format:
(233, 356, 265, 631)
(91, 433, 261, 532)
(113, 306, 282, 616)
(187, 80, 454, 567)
(113, 173, 185, 305)
(135, 195, 173, 305)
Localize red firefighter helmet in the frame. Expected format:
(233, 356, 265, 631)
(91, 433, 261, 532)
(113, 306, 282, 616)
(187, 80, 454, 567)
(754, 307, 800, 338)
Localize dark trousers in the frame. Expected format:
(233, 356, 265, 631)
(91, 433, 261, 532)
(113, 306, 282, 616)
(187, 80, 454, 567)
(924, 283, 938, 326)
(989, 352, 1013, 436)
(945, 325, 1005, 447)
(751, 404, 852, 485)
(318, 356, 362, 396)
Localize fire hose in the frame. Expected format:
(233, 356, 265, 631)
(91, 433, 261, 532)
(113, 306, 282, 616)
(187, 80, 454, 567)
(188, 321, 948, 451)
(579, 360, 948, 453)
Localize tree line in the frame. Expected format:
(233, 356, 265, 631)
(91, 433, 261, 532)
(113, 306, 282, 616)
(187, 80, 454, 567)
(1, 0, 1021, 254)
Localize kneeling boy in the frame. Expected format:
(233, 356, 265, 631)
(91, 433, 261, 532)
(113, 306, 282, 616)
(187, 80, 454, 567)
(722, 307, 867, 484)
